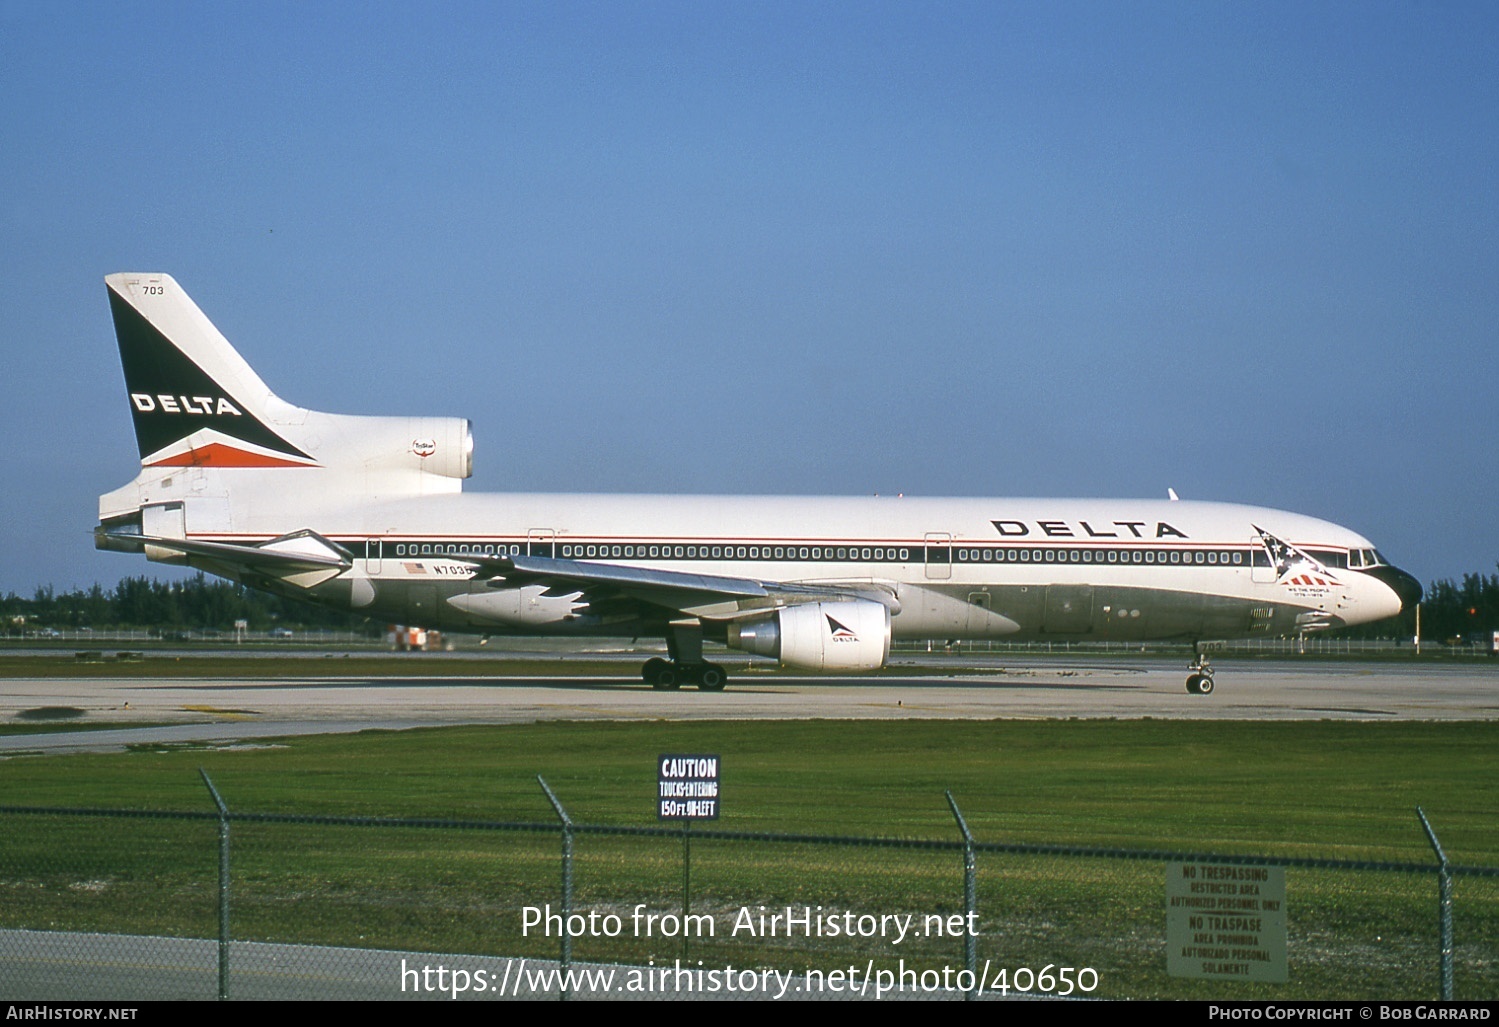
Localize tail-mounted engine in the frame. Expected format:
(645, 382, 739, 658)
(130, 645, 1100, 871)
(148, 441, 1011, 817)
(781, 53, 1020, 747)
(350, 416, 473, 481)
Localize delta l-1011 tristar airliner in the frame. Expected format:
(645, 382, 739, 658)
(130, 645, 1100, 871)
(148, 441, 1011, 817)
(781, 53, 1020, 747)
(94, 274, 1422, 695)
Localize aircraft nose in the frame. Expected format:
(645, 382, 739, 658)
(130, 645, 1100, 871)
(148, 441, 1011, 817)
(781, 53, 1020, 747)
(1368, 565, 1423, 614)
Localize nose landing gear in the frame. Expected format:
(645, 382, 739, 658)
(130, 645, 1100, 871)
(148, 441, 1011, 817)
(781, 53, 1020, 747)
(1186, 645, 1216, 695)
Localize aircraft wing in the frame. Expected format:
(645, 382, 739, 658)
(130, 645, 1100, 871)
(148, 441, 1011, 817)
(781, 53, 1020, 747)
(444, 552, 898, 620)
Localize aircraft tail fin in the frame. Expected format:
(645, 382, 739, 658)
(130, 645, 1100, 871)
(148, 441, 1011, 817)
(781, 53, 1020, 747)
(105, 273, 321, 469)
(102, 271, 472, 539)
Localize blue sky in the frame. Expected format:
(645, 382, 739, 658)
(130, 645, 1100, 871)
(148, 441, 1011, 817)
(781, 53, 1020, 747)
(2, 1, 1496, 593)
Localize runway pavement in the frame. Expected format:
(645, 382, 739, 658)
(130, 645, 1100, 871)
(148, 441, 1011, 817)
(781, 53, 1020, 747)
(3, 656, 1497, 753)
(4, 657, 1496, 1002)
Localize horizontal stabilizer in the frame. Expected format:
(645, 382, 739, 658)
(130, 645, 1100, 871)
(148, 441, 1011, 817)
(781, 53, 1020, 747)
(95, 528, 352, 580)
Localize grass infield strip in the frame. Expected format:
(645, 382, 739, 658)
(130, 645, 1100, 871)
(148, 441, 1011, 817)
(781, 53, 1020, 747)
(1, 719, 1495, 999)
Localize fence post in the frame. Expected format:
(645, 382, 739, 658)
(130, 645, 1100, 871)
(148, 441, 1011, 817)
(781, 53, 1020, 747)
(944, 791, 978, 1000)
(538, 776, 573, 1001)
(199, 769, 230, 1002)
(1416, 807, 1454, 1000)
(681, 819, 692, 965)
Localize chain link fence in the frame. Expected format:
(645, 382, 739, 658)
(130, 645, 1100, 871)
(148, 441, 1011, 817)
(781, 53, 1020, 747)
(2, 779, 1495, 1001)
(892, 637, 1499, 657)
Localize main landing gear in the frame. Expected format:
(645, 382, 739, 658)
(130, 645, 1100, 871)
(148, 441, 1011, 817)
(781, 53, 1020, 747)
(641, 623, 728, 692)
(642, 657, 728, 691)
(1186, 644, 1216, 696)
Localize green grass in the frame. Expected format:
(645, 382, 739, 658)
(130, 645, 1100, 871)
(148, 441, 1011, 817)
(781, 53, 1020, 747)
(0, 653, 645, 679)
(1, 719, 1495, 999)
(0, 721, 183, 736)
(3, 719, 1494, 857)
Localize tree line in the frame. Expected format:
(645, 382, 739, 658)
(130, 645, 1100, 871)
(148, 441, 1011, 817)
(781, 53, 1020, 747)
(1, 575, 374, 634)
(2, 566, 1495, 641)
(1395, 567, 1499, 642)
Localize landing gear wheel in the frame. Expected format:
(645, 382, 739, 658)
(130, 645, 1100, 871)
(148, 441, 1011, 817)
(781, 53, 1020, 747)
(1186, 645, 1217, 696)
(644, 658, 680, 690)
(642, 657, 669, 685)
(697, 663, 727, 692)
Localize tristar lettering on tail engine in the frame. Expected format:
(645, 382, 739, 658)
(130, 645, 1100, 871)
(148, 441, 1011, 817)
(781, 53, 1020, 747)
(95, 274, 1422, 694)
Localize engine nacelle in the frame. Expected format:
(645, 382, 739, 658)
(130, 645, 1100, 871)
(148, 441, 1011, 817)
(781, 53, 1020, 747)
(326, 415, 473, 481)
(725, 600, 891, 672)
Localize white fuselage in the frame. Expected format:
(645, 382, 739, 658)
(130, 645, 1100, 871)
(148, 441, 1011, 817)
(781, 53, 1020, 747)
(159, 489, 1404, 641)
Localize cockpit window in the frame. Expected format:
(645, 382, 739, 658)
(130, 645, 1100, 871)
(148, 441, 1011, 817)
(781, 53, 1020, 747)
(1349, 549, 1385, 569)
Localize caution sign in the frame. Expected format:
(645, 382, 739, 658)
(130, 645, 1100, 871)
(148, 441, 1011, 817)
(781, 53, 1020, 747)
(657, 753, 720, 820)
(1166, 862, 1287, 983)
